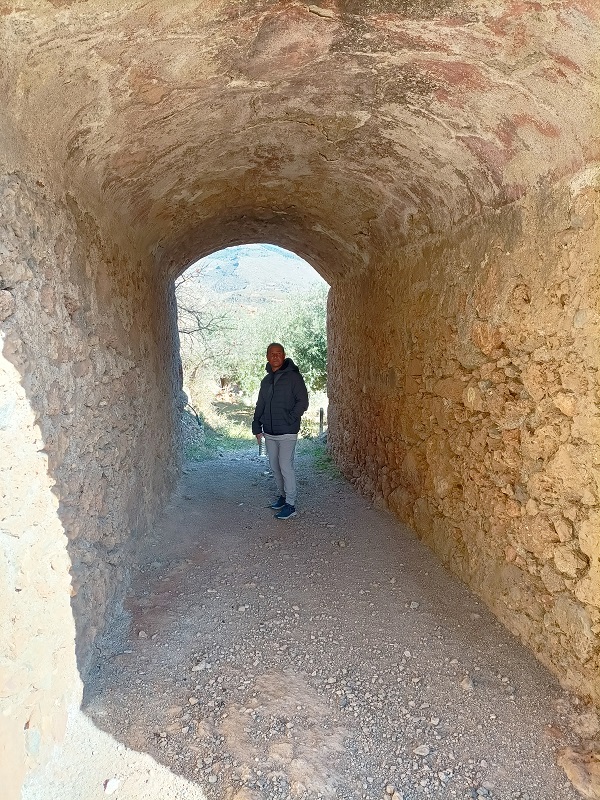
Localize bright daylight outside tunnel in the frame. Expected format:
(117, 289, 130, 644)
(0, 1, 599, 798)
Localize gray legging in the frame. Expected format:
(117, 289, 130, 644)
(264, 434, 298, 506)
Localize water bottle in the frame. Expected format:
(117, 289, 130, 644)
(258, 435, 266, 457)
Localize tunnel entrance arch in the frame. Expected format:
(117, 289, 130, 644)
(172, 242, 330, 461)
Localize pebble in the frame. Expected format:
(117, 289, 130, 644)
(103, 778, 120, 795)
(138, 630, 148, 639)
(189, 697, 199, 705)
(461, 675, 475, 691)
(413, 744, 430, 756)
(308, 4, 336, 18)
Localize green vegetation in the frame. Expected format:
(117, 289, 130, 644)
(175, 252, 329, 463)
(182, 402, 255, 461)
(176, 273, 328, 402)
(309, 440, 341, 476)
(182, 402, 333, 467)
(217, 284, 329, 397)
(183, 402, 336, 475)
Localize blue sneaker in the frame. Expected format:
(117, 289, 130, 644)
(275, 503, 296, 520)
(269, 495, 286, 510)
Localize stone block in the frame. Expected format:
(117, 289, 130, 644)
(575, 570, 600, 610)
(0, 290, 15, 321)
(471, 320, 503, 355)
(553, 392, 577, 417)
(547, 596, 597, 662)
(554, 545, 588, 578)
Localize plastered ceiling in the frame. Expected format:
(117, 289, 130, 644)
(1, 1, 598, 279)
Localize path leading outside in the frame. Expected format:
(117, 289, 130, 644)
(26, 446, 590, 800)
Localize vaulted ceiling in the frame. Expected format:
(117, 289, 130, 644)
(1, 1, 598, 279)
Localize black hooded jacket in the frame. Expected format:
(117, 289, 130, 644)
(252, 358, 309, 436)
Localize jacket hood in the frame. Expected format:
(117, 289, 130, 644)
(265, 357, 299, 374)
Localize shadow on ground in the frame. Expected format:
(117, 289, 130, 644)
(60, 449, 584, 799)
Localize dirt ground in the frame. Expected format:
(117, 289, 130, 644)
(24, 445, 597, 800)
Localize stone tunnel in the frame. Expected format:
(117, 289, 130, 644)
(1, 1, 599, 796)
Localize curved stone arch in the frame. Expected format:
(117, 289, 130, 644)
(161, 221, 339, 286)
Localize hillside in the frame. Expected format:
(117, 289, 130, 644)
(189, 244, 327, 306)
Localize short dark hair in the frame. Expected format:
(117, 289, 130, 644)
(266, 342, 285, 355)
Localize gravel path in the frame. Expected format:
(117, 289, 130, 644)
(27, 447, 587, 800)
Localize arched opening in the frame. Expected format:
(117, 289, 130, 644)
(174, 243, 329, 462)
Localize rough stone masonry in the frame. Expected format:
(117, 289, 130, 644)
(0, 1, 599, 797)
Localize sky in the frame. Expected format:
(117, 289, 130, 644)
(188, 244, 328, 298)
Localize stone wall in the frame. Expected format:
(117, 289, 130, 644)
(0, 173, 181, 796)
(329, 171, 600, 703)
(0, 333, 79, 800)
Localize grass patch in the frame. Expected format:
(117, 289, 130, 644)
(308, 440, 341, 477)
(208, 401, 255, 448)
(183, 401, 255, 461)
(183, 398, 335, 471)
